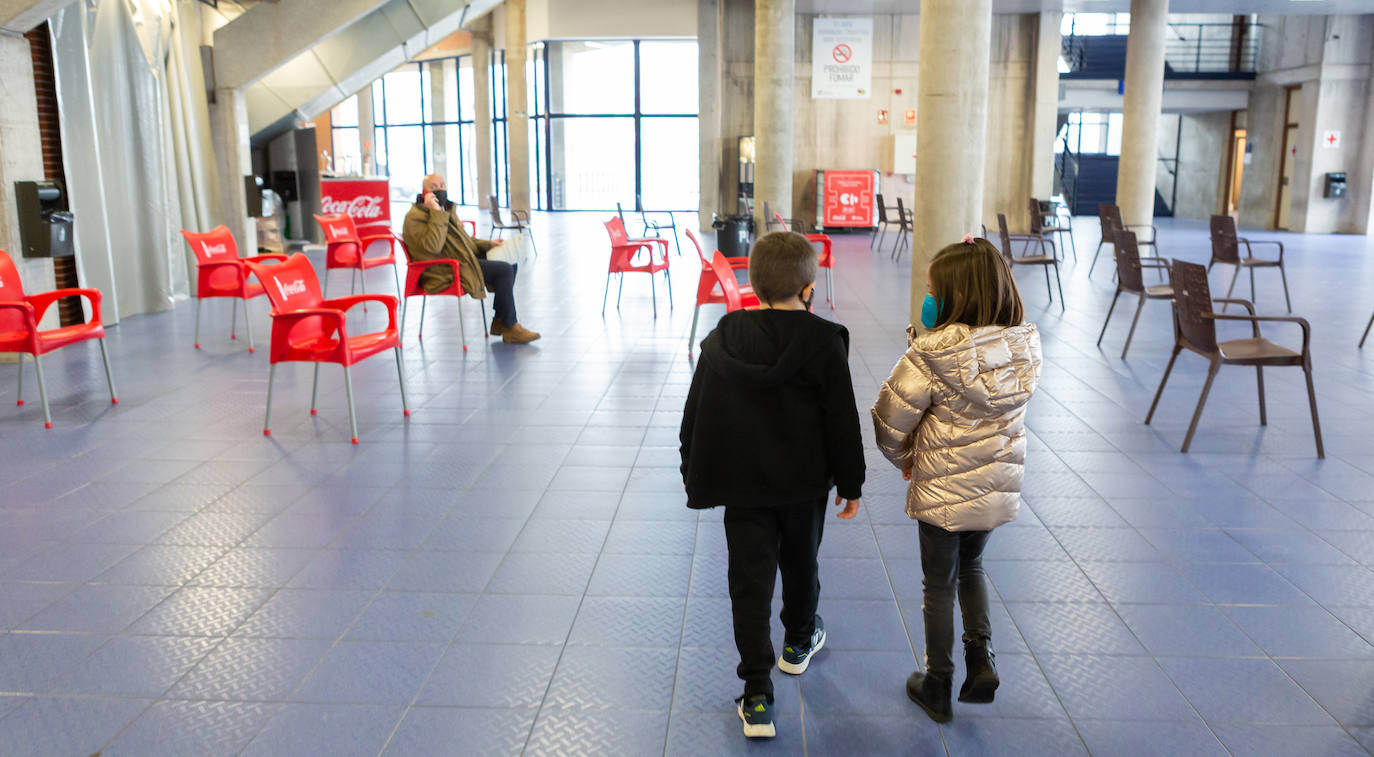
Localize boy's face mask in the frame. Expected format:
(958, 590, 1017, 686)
(800, 286, 815, 312)
(920, 294, 942, 329)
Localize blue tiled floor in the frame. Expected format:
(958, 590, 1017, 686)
(0, 213, 1372, 754)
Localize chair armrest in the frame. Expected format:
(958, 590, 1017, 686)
(510, 209, 531, 223)
(1208, 312, 1310, 352)
(273, 307, 347, 338)
(27, 287, 103, 324)
(246, 253, 289, 264)
(0, 300, 37, 338)
(1212, 297, 1256, 314)
(358, 230, 398, 243)
(407, 259, 460, 275)
(1123, 223, 1157, 242)
(629, 237, 670, 252)
(1238, 237, 1283, 262)
(461, 220, 477, 236)
(726, 258, 750, 269)
(323, 294, 399, 333)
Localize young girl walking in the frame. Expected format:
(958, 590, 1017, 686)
(871, 235, 1042, 722)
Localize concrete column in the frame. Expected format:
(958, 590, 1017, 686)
(698, 0, 722, 230)
(913, 0, 992, 327)
(1115, 0, 1169, 227)
(1027, 11, 1062, 201)
(752, 0, 793, 230)
(503, 0, 530, 212)
(472, 16, 494, 205)
(208, 87, 254, 255)
(428, 60, 447, 178)
(0, 30, 58, 330)
(356, 85, 375, 175)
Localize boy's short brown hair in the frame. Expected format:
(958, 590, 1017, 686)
(748, 231, 817, 305)
(928, 237, 1025, 328)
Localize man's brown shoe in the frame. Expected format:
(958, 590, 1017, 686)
(489, 317, 507, 337)
(502, 323, 541, 344)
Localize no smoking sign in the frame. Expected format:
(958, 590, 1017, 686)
(832, 44, 852, 63)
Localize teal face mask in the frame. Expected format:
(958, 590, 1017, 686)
(920, 294, 942, 329)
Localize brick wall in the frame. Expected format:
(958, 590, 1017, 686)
(24, 23, 64, 184)
(24, 22, 81, 326)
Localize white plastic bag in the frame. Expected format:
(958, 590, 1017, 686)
(488, 230, 532, 266)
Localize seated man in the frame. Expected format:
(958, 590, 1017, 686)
(401, 174, 540, 344)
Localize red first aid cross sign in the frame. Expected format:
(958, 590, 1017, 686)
(822, 171, 875, 227)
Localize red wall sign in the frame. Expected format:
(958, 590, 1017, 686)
(822, 171, 875, 227)
(320, 178, 391, 231)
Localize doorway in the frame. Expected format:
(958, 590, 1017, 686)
(1275, 85, 1300, 230)
(1223, 111, 1246, 216)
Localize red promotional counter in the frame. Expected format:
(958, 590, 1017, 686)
(814, 169, 879, 230)
(320, 177, 391, 234)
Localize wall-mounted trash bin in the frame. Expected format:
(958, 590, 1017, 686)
(712, 214, 753, 258)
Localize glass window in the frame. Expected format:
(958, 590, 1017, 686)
(640, 117, 699, 210)
(330, 127, 361, 175)
(428, 123, 461, 184)
(492, 57, 507, 119)
(529, 118, 543, 209)
(460, 122, 478, 205)
(640, 41, 699, 114)
(383, 68, 424, 125)
(383, 125, 426, 203)
(549, 41, 635, 114)
(333, 95, 359, 127)
(459, 56, 476, 121)
(550, 117, 635, 210)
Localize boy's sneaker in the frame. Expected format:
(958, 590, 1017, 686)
(736, 694, 775, 738)
(777, 615, 826, 675)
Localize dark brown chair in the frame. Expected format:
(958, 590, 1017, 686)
(997, 212, 1063, 310)
(1208, 215, 1289, 313)
(892, 198, 913, 261)
(872, 193, 900, 250)
(1098, 228, 1172, 359)
(1090, 203, 1157, 277)
(1029, 198, 1075, 263)
(1362, 310, 1373, 348)
(488, 195, 536, 256)
(1145, 259, 1322, 457)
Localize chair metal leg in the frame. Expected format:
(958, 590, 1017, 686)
(1097, 289, 1122, 347)
(1053, 263, 1065, 312)
(394, 347, 410, 417)
(617, 274, 625, 309)
(98, 338, 118, 404)
(393, 263, 402, 302)
(1304, 360, 1324, 458)
(1361, 310, 1374, 348)
(602, 273, 611, 315)
(457, 297, 467, 351)
(15, 353, 22, 406)
(1279, 264, 1292, 313)
(343, 365, 359, 444)
(1256, 366, 1267, 426)
(263, 363, 276, 435)
(1088, 240, 1105, 277)
(1249, 266, 1256, 303)
(1222, 265, 1240, 312)
(650, 270, 658, 318)
(688, 305, 701, 355)
(1181, 359, 1221, 453)
(1042, 265, 1053, 303)
(310, 364, 321, 415)
(826, 267, 835, 309)
(323, 269, 330, 297)
(230, 299, 238, 340)
(32, 353, 51, 428)
(666, 268, 673, 311)
(480, 301, 488, 337)
(350, 268, 358, 296)
(359, 267, 368, 312)
(1145, 345, 1182, 425)
(418, 297, 428, 339)
(1122, 294, 1146, 359)
(1064, 228, 1077, 263)
(243, 301, 255, 353)
(194, 297, 203, 349)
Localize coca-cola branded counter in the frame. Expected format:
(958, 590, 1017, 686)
(319, 177, 390, 234)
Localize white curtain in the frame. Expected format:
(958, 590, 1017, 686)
(50, 0, 216, 322)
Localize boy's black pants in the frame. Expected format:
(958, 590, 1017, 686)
(723, 496, 826, 701)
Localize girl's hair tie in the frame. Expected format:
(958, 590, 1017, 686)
(961, 234, 975, 245)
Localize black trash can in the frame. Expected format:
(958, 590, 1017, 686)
(712, 214, 753, 258)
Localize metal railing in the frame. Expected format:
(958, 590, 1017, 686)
(1062, 20, 1262, 77)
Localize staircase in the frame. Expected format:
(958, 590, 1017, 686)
(1062, 154, 1172, 218)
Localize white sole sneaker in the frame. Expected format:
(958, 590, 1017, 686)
(776, 628, 826, 675)
(737, 700, 775, 738)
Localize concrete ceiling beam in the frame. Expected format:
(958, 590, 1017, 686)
(0, 0, 75, 33)
(212, 0, 394, 90)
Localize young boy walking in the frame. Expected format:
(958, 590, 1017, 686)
(680, 231, 865, 738)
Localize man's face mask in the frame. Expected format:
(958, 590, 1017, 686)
(432, 189, 451, 210)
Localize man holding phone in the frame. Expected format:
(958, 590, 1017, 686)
(401, 174, 540, 344)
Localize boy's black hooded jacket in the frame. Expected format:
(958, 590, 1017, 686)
(680, 309, 865, 509)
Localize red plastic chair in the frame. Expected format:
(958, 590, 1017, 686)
(603, 216, 671, 317)
(313, 213, 402, 303)
(0, 249, 116, 427)
(181, 225, 287, 352)
(685, 228, 758, 355)
(708, 250, 758, 314)
(396, 238, 488, 351)
(244, 253, 408, 444)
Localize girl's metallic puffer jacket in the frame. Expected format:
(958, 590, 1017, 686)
(870, 322, 1042, 532)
